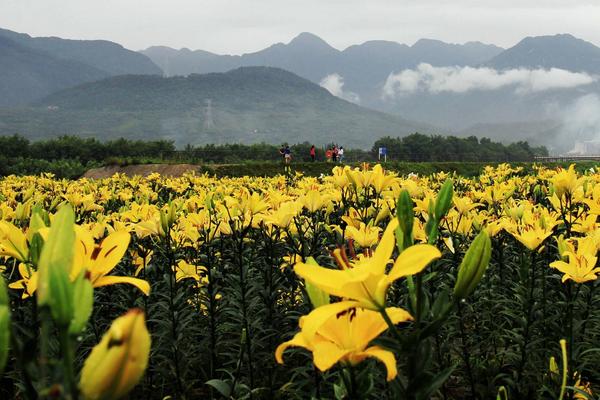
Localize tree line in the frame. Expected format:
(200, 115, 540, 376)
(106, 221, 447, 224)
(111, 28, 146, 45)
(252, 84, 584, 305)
(0, 133, 548, 178)
(372, 134, 548, 162)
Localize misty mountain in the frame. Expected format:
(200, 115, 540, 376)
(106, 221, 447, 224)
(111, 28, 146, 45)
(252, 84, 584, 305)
(141, 33, 600, 150)
(487, 34, 600, 73)
(0, 36, 109, 107)
(376, 34, 600, 149)
(0, 67, 432, 148)
(0, 28, 161, 76)
(0, 27, 162, 106)
(141, 32, 503, 91)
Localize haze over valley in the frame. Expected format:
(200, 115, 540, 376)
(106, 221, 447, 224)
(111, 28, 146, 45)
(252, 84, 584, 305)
(1, 24, 600, 152)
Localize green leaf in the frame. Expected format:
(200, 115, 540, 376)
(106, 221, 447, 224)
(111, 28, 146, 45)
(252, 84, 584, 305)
(206, 379, 232, 398)
(418, 365, 456, 400)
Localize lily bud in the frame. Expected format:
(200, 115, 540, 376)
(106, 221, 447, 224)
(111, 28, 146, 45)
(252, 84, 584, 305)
(80, 309, 151, 400)
(396, 190, 414, 250)
(37, 205, 75, 327)
(168, 202, 177, 226)
(549, 356, 559, 375)
(159, 209, 170, 235)
(434, 178, 454, 221)
(69, 272, 94, 335)
(454, 231, 492, 299)
(0, 277, 10, 374)
(556, 234, 569, 261)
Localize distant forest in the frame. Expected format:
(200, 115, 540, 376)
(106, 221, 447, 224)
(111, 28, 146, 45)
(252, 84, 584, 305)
(0, 133, 548, 178)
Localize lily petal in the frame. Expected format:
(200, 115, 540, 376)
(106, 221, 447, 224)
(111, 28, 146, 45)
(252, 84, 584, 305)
(302, 301, 358, 341)
(387, 244, 441, 282)
(370, 218, 399, 275)
(275, 331, 311, 364)
(361, 346, 398, 381)
(94, 231, 131, 276)
(312, 341, 352, 372)
(94, 275, 150, 295)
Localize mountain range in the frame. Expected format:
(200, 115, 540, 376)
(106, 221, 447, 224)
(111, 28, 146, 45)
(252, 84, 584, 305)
(2, 27, 600, 151)
(142, 32, 504, 94)
(0, 28, 160, 106)
(0, 67, 427, 148)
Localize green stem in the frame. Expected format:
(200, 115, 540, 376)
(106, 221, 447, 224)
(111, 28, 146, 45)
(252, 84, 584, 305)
(378, 307, 403, 342)
(566, 282, 575, 400)
(457, 302, 476, 399)
(59, 328, 78, 400)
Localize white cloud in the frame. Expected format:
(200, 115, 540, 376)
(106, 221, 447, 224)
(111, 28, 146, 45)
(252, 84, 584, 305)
(383, 63, 597, 98)
(320, 73, 361, 103)
(560, 94, 600, 153)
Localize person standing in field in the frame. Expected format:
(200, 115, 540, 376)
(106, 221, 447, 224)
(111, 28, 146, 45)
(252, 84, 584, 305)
(279, 145, 286, 161)
(326, 148, 332, 162)
(332, 146, 338, 162)
(284, 145, 292, 164)
(338, 146, 344, 163)
(310, 145, 316, 162)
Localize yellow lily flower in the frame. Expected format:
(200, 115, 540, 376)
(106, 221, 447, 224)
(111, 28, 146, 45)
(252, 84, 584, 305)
(0, 221, 28, 262)
(453, 196, 481, 216)
(74, 227, 150, 295)
(551, 164, 585, 199)
(550, 236, 600, 283)
(300, 190, 331, 213)
(509, 225, 554, 251)
(80, 309, 151, 400)
(276, 306, 411, 381)
(572, 214, 598, 234)
(584, 185, 600, 215)
(294, 219, 440, 337)
(263, 201, 301, 228)
(7, 263, 38, 299)
(345, 222, 380, 248)
(175, 260, 207, 283)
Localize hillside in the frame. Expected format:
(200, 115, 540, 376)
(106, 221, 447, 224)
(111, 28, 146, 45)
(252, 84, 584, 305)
(1, 67, 432, 148)
(140, 32, 600, 150)
(0, 36, 109, 106)
(0, 27, 162, 106)
(0, 28, 161, 75)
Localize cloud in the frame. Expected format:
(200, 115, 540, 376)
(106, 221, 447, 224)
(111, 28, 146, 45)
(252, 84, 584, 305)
(559, 94, 600, 154)
(320, 73, 360, 103)
(383, 63, 597, 98)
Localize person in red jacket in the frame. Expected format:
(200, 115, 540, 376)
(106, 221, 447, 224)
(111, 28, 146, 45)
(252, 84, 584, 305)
(310, 145, 316, 162)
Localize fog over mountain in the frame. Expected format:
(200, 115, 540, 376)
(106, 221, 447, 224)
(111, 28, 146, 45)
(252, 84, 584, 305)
(2, 25, 600, 152)
(0, 67, 431, 148)
(140, 33, 600, 151)
(0, 28, 161, 106)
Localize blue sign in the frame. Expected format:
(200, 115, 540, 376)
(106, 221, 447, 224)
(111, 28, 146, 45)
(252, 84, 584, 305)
(378, 147, 387, 156)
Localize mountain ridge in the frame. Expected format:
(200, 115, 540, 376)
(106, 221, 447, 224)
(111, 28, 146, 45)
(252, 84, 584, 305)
(3, 66, 434, 148)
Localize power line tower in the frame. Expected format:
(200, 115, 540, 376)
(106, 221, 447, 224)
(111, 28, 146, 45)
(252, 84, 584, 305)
(204, 99, 215, 129)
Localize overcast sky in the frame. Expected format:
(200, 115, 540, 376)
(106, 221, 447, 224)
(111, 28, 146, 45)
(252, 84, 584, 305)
(2, 0, 599, 54)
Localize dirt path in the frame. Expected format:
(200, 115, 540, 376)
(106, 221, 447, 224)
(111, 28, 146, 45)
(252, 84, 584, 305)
(82, 164, 202, 179)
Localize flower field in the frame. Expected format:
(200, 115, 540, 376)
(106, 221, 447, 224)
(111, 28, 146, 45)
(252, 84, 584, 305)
(1, 163, 599, 399)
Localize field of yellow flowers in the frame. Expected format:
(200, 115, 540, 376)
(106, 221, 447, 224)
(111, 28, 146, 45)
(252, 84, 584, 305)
(0, 163, 599, 399)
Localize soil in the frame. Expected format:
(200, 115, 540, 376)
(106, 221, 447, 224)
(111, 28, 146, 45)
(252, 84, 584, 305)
(82, 164, 201, 179)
